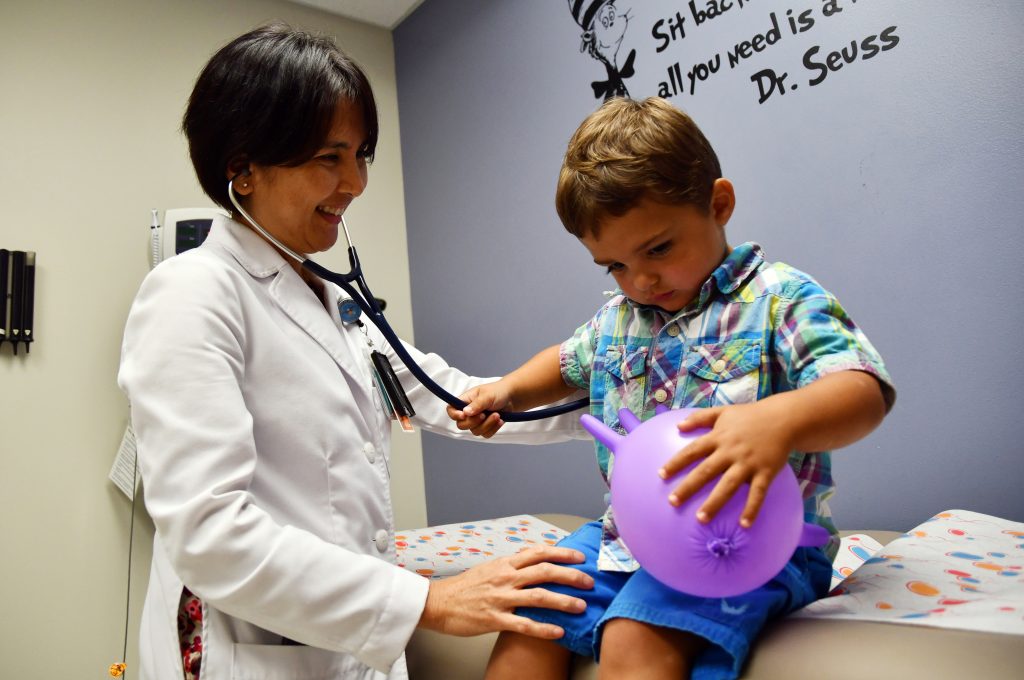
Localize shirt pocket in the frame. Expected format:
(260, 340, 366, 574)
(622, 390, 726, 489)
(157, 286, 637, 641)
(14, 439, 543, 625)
(604, 345, 649, 383)
(682, 340, 761, 407)
(601, 344, 649, 428)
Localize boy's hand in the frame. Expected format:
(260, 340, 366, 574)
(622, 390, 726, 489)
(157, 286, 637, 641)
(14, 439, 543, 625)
(446, 381, 513, 438)
(658, 401, 795, 528)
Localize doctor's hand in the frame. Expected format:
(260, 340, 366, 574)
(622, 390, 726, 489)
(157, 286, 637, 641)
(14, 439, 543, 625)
(446, 381, 514, 438)
(418, 546, 593, 639)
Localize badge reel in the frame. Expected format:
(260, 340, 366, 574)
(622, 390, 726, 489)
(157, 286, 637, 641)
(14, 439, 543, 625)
(340, 298, 415, 432)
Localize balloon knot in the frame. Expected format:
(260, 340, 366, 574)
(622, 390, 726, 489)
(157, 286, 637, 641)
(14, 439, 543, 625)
(706, 537, 734, 558)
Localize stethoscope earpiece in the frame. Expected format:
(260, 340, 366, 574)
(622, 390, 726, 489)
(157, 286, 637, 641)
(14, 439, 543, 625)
(229, 168, 252, 190)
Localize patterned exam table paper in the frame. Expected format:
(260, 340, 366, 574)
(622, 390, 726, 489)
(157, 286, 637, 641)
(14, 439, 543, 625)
(793, 509, 1024, 635)
(396, 515, 569, 578)
(397, 510, 1024, 636)
(395, 514, 877, 590)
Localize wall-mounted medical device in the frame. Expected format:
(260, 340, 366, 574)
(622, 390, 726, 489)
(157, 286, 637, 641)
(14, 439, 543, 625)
(0, 248, 36, 355)
(151, 207, 230, 268)
(150, 207, 388, 311)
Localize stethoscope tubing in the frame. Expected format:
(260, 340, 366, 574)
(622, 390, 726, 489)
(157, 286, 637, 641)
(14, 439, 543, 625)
(228, 180, 589, 422)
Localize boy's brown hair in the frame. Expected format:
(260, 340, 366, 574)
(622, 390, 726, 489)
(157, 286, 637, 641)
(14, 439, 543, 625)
(555, 97, 722, 238)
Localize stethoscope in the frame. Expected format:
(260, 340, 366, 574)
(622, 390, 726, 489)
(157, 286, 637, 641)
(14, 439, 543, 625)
(228, 178, 589, 422)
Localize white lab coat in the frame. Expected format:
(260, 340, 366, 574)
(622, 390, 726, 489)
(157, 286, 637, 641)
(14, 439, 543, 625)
(118, 216, 584, 680)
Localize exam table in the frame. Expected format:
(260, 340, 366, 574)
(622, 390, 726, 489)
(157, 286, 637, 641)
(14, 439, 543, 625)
(404, 513, 1023, 679)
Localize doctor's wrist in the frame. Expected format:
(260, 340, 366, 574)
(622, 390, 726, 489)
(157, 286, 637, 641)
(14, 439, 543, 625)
(417, 580, 450, 633)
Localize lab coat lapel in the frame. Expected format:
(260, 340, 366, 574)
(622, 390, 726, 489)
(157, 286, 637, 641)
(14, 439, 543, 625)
(214, 217, 372, 404)
(270, 269, 369, 391)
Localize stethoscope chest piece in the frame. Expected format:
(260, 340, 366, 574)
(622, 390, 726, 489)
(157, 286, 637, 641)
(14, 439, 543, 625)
(338, 298, 362, 324)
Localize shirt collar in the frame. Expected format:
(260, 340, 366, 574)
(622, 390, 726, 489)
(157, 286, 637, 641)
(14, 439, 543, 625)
(618, 242, 765, 320)
(676, 241, 764, 318)
(205, 213, 292, 279)
(711, 242, 764, 295)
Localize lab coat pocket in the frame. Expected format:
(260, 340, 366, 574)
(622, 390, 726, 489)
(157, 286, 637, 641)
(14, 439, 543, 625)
(682, 340, 761, 407)
(230, 643, 374, 679)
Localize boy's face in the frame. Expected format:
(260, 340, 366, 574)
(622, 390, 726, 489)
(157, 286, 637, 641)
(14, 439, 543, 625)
(580, 179, 735, 314)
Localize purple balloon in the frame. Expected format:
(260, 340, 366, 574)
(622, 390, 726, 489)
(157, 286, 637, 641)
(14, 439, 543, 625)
(581, 407, 828, 598)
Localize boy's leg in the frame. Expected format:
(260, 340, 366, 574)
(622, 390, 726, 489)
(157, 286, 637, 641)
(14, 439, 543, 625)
(593, 547, 833, 680)
(488, 521, 628, 677)
(598, 618, 706, 680)
(485, 632, 572, 680)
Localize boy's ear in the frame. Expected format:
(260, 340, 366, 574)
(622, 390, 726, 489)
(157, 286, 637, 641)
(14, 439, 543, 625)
(710, 178, 736, 226)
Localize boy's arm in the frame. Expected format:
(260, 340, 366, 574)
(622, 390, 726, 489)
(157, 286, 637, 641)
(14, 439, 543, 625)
(660, 369, 888, 526)
(447, 344, 576, 438)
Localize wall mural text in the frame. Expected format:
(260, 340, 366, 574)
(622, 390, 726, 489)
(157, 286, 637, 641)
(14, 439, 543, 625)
(645, 0, 901, 104)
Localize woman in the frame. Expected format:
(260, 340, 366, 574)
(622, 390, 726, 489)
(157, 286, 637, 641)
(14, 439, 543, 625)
(118, 24, 591, 679)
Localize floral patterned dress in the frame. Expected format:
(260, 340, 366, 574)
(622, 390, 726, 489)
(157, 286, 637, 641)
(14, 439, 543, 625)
(177, 588, 202, 679)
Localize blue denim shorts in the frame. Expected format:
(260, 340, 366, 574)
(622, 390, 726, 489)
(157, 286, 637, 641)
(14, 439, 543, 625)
(517, 521, 832, 680)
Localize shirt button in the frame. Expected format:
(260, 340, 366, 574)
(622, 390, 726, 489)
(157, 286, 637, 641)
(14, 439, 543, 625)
(712, 359, 727, 373)
(654, 388, 668, 403)
(374, 529, 389, 553)
(666, 324, 680, 337)
(363, 442, 376, 464)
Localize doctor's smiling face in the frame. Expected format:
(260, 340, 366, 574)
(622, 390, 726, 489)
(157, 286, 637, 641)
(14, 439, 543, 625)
(232, 99, 369, 258)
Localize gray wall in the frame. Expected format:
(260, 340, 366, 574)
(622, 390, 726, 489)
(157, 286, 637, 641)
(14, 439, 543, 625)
(394, 1, 1024, 530)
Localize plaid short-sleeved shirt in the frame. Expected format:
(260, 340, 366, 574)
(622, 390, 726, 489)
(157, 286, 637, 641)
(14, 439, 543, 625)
(560, 242, 895, 572)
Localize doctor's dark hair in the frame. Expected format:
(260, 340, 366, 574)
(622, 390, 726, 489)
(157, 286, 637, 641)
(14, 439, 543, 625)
(183, 23, 378, 211)
(555, 97, 721, 239)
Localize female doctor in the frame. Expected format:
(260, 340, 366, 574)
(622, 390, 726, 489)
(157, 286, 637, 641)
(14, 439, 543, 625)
(118, 24, 592, 680)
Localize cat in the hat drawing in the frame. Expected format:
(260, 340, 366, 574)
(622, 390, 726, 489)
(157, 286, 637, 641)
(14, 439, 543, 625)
(568, 0, 636, 100)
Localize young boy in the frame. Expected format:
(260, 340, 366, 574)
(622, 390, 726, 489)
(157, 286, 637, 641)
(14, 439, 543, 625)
(449, 97, 895, 679)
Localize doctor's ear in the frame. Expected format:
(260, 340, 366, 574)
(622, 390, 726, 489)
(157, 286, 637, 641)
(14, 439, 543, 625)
(227, 159, 254, 193)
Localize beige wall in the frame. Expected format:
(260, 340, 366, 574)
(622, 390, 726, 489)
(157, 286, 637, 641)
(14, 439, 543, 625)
(0, 0, 425, 675)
